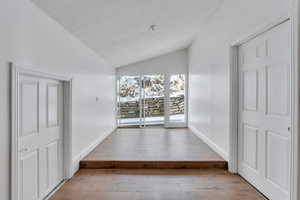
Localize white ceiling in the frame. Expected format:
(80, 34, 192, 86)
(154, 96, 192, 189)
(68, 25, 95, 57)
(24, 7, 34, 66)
(32, 0, 223, 67)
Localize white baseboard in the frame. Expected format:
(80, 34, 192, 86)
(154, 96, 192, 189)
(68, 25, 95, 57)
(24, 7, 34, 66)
(189, 125, 229, 161)
(44, 180, 66, 200)
(71, 126, 116, 176)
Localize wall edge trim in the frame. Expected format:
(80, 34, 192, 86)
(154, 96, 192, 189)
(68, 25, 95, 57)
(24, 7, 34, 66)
(71, 126, 116, 176)
(189, 125, 229, 161)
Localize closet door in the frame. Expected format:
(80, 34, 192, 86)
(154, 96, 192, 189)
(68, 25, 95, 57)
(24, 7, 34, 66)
(238, 20, 291, 200)
(18, 74, 64, 200)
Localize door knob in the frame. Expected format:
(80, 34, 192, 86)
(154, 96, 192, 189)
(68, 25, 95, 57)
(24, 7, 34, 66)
(19, 148, 29, 153)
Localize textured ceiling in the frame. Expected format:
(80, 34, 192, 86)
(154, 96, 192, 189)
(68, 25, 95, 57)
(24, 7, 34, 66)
(32, 0, 223, 67)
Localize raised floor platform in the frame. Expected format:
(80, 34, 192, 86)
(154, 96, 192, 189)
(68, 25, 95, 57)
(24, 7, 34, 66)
(80, 127, 227, 169)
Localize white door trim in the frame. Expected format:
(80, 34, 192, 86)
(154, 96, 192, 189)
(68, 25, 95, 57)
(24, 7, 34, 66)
(10, 64, 73, 200)
(229, 9, 299, 200)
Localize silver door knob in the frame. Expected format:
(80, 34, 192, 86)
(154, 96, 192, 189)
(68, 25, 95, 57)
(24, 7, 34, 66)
(19, 148, 29, 153)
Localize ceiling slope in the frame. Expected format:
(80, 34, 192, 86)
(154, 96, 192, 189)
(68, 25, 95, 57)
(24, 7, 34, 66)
(32, 0, 223, 67)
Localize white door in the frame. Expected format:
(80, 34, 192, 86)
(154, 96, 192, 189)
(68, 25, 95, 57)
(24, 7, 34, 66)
(18, 74, 64, 200)
(238, 20, 291, 200)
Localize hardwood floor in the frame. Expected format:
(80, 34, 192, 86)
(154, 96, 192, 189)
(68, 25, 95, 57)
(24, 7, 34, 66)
(81, 127, 226, 169)
(52, 128, 266, 199)
(50, 169, 267, 200)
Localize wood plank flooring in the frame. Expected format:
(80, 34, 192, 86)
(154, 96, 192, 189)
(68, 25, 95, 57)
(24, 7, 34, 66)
(50, 169, 267, 200)
(81, 128, 227, 169)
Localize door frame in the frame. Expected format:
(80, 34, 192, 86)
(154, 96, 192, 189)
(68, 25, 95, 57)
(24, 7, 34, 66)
(228, 8, 300, 200)
(10, 64, 73, 200)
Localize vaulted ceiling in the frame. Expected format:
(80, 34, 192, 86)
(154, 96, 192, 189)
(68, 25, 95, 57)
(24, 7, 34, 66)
(32, 0, 223, 67)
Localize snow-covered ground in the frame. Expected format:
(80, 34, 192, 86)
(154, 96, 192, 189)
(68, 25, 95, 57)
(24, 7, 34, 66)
(118, 114, 185, 126)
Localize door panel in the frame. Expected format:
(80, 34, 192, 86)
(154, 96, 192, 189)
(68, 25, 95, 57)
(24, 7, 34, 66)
(18, 75, 63, 200)
(47, 84, 59, 127)
(266, 65, 289, 116)
(238, 20, 291, 200)
(243, 124, 258, 170)
(20, 81, 39, 136)
(266, 131, 290, 190)
(46, 141, 59, 189)
(20, 150, 39, 200)
(243, 70, 258, 111)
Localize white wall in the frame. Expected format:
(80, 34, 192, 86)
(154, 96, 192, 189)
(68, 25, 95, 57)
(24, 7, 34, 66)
(0, 0, 115, 199)
(117, 49, 188, 76)
(188, 0, 292, 160)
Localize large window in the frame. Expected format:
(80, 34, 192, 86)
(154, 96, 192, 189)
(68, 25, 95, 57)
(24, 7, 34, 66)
(117, 74, 186, 127)
(169, 74, 185, 123)
(117, 76, 141, 126)
(142, 75, 165, 125)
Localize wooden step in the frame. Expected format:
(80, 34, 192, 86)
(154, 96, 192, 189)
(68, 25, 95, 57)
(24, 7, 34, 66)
(80, 160, 228, 169)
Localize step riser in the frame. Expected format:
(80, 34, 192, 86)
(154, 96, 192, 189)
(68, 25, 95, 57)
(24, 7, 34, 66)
(80, 161, 228, 169)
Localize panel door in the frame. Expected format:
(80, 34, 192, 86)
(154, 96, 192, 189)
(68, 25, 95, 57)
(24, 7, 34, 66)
(238, 20, 291, 200)
(18, 74, 64, 200)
